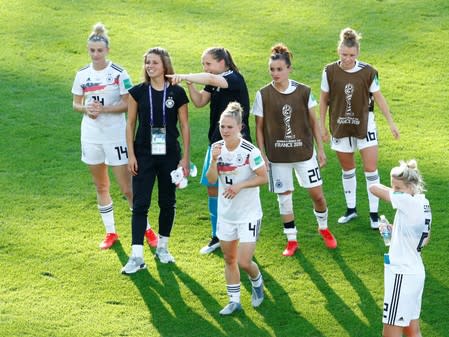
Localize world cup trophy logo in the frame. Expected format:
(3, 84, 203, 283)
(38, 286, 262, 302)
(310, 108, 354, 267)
(344, 83, 354, 116)
(282, 104, 294, 139)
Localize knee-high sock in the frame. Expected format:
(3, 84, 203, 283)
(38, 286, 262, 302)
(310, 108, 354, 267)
(226, 283, 241, 303)
(342, 169, 357, 209)
(208, 196, 218, 237)
(283, 221, 297, 241)
(314, 208, 328, 230)
(98, 202, 115, 233)
(365, 170, 380, 213)
(250, 273, 263, 288)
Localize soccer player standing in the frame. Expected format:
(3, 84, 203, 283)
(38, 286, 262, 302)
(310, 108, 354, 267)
(320, 27, 400, 229)
(72, 23, 137, 249)
(253, 43, 337, 256)
(206, 102, 267, 315)
(369, 160, 431, 337)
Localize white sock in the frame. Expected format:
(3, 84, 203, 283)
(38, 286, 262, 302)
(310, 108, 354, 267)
(342, 169, 357, 209)
(157, 235, 168, 249)
(314, 208, 328, 230)
(250, 273, 263, 288)
(131, 244, 144, 258)
(283, 227, 297, 241)
(227, 283, 241, 303)
(365, 170, 380, 213)
(98, 202, 115, 233)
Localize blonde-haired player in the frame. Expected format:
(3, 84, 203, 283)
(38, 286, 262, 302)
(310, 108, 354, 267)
(320, 27, 400, 229)
(370, 159, 431, 337)
(72, 23, 157, 249)
(207, 102, 267, 315)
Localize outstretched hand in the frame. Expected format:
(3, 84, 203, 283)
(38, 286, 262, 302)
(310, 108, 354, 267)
(165, 74, 182, 85)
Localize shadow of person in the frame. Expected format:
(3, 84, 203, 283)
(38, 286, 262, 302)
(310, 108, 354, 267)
(113, 242, 224, 336)
(413, 272, 449, 337)
(114, 242, 271, 336)
(241, 257, 325, 337)
(330, 252, 381, 333)
(297, 252, 379, 337)
(157, 263, 272, 336)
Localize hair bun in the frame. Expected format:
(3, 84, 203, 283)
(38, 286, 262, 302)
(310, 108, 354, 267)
(93, 23, 106, 35)
(406, 159, 418, 170)
(271, 43, 289, 55)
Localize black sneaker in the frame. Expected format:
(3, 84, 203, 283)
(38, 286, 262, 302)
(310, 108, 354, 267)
(337, 208, 358, 224)
(199, 236, 220, 255)
(370, 212, 379, 229)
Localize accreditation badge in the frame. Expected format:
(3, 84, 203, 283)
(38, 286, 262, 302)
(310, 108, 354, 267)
(151, 127, 166, 155)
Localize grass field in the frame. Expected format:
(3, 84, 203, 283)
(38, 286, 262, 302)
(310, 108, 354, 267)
(1, 1, 448, 336)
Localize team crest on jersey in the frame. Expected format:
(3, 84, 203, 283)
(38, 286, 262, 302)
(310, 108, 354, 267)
(165, 97, 175, 109)
(106, 73, 113, 83)
(236, 153, 244, 165)
(275, 179, 283, 189)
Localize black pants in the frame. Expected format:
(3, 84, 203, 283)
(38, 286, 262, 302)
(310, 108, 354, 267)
(132, 149, 180, 245)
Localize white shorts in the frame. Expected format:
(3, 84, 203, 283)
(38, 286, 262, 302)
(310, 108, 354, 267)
(331, 112, 378, 152)
(268, 153, 322, 193)
(81, 141, 129, 166)
(217, 218, 262, 243)
(383, 265, 424, 327)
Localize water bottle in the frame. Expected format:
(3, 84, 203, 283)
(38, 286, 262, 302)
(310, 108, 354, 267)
(189, 161, 198, 177)
(379, 215, 392, 246)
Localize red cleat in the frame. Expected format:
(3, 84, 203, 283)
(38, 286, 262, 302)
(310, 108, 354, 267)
(282, 241, 298, 256)
(145, 228, 158, 248)
(319, 228, 337, 249)
(99, 233, 119, 250)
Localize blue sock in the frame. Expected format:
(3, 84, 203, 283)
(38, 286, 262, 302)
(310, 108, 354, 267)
(208, 196, 218, 237)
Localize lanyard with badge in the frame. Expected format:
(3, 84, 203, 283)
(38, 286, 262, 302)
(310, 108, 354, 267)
(149, 83, 167, 155)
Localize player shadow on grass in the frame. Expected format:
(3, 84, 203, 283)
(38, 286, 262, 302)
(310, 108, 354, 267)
(156, 261, 272, 337)
(421, 272, 449, 337)
(113, 242, 270, 336)
(297, 252, 381, 337)
(242, 257, 325, 337)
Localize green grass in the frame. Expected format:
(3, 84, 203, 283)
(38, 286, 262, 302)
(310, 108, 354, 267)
(1, 0, 448, 336)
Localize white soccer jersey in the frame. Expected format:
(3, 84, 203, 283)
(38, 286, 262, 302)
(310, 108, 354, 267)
(72, 61, 132, 143)
(388, 191, 432, 274)
(214, 139, 265, 223)
(252, 79, 317, 117)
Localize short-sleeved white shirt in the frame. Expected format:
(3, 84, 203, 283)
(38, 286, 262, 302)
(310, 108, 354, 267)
(252, 79, 317, 117)
(213, 139, 265, 223)
(388, 191, 432, 274)
(320, 60, 380, 93)
(72, 61, 132, 143)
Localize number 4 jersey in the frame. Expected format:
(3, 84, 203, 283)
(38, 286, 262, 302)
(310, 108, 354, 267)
(71, 61, 132, 144)
(213, 139, 265, 224)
